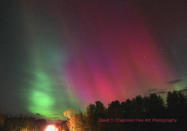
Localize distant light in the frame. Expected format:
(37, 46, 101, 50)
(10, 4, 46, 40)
(45, 125, 58, 131)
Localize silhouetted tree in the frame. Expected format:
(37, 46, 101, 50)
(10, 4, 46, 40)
(121, 99, 133, 118)
(145, 93, 165, 117)
(95, 101, 106, 119)
(132, 95, 144, 118)
(142, 96, 151, 117)
(108, 100, 121, 118)
(0, 110, 6, 130)
(86, 104, 98, 130)
(167, 91, 187, 118)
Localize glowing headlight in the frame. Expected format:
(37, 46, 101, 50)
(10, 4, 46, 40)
(45, 125, 58, 131)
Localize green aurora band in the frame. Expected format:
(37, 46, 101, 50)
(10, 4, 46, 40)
(26, 42, 82, 119)
(21, 7, 82, 119)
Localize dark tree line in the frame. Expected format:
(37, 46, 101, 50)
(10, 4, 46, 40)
(0, 114, 47, 131)
(85, 91, 187, 131)
(0, 91, 186, 131)
(87, 91, 187, 119)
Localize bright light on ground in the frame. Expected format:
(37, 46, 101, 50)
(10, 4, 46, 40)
(45, 125, 58, 131)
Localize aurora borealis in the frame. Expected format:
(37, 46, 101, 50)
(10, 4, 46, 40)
(0, 0, 187, 119)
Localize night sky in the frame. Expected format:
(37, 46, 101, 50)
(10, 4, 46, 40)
(0, 0, 187, 119)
